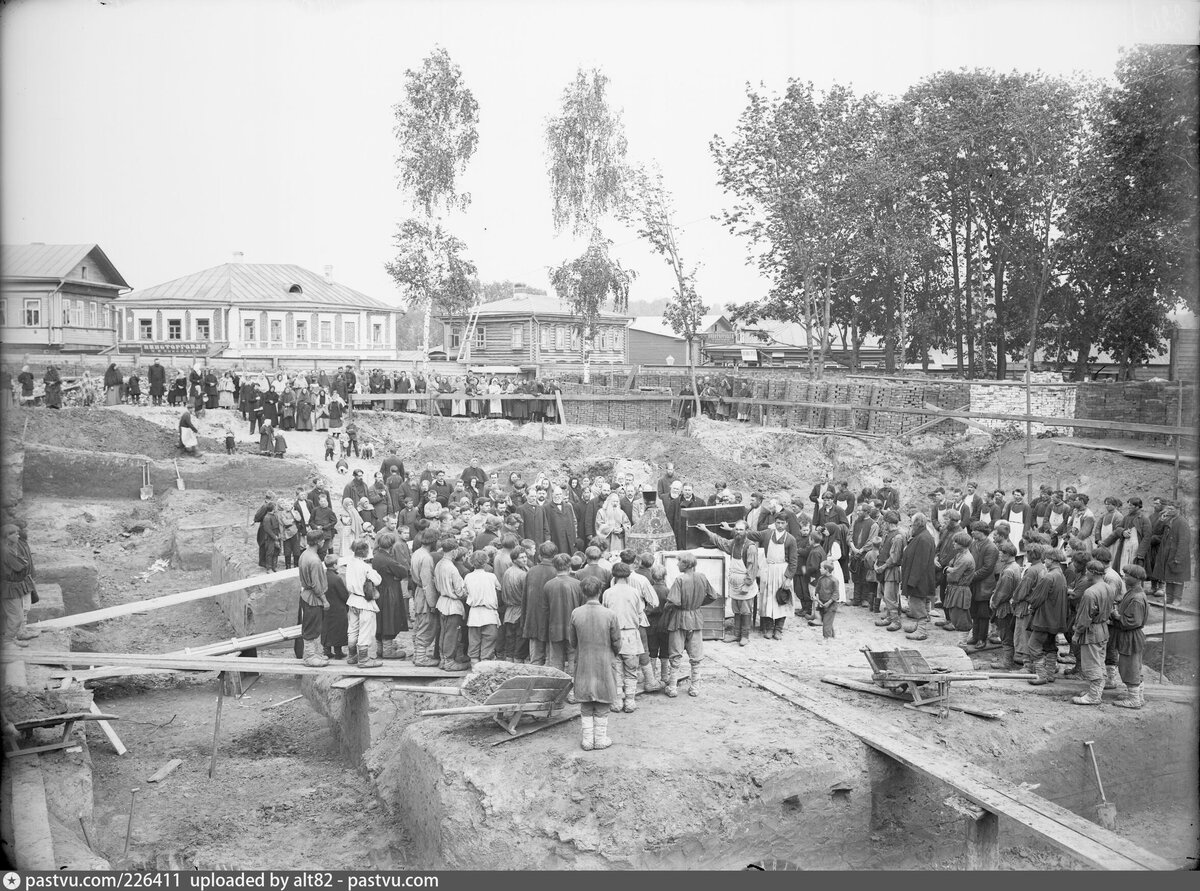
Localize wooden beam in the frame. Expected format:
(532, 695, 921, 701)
(965, 809, 1000, 870)
(9, 650, 468, 679)
(87, 701, 127, 756)
(709, 655, 1175, 871)
(26, 570, 300, 632)
(50, 626, 305, 682)
(5, 758, 56, 869)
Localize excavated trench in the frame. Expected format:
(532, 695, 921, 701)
(302, 668, 1198, 870)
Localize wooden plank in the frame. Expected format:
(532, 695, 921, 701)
(482, 688, 569, 707)
(8, 651, 467, 679)
(820, 676, 1004, 720)
(1055, 438, 1198, 467)
(1002, 677, 1197, 704)
(904, 403, 969, 437)
(390, 683, 461, 696)
(261, 694, 304, 710)
(555, 391, 567, 425)
(6, 757, 56, 869)
(88, 701, 127, 756)
(26, 570, 301, 631)
(146, 758, 183, 783)
(50, 626, 305, 682)
(331, 677, 366, 690)
(711, 655, 1175, 871)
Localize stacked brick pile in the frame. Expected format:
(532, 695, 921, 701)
(1075, 381, 1196, 445)
(967, 373, 1076, 436)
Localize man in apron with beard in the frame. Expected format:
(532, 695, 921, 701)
(747, 514, 799, 640)
(1003, 489, 1035, 563)
(697, 520, 760, 646)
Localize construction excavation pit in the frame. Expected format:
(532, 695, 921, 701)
(2, 404, 1197, 871)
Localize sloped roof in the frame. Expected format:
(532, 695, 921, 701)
(113, 263, 393, 311)
(1, 243, 130, 288)
(462, 292, 630, 320)
(627, 314, 728, 339)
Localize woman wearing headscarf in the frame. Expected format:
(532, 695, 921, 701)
(309, 493, 338, 554)
(295, 387, 313, 431)
(261, 384, 280, 429)
(487, 376, 503, 418)
(327, 391, 345, 430)
(103, 363, 123, 405)
(178, 407, 200, 455)
(126, 371, 142, 405)
(279, 384, 297, 430)
(204, 367, 220, 409)
(596, 493, 631, 553)
(43, 365, 62, 409)
(218, 371, 236, 410)
(340, 496, 364, 560)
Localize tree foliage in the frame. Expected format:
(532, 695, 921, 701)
(384, 218, 479, 322)
(545, 68, 630, 237)
(392, 46, 480, 216)
(548, 229, 635, 354)
(711, 48, 1196, 380)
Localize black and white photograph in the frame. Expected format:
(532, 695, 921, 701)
(0, 0, 1197, 875)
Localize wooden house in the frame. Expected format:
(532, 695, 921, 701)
(1, 243, 130, 353)
(437, 287, 630, 365)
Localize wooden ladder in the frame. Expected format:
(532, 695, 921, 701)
(456, 304, 482, 363)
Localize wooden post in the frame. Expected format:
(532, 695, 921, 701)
(208, 678, 226, 779)
(1173, 382, 1183, 501)
(946, 795, 999, 870)
(966, 809, 1000, 870)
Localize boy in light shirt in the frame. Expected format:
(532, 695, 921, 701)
(464, 550, 501, 666)
(344, 539, 384, 668)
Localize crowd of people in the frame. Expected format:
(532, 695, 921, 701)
(4, 361, 573, 426)
(262, 453, 1191, 750)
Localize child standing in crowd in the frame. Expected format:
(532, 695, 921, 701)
(814, 560, 838, 640)
(324, 433, 336, 461)
(224, 426, 236, 455)
(464, 550, 501, 666)
(345, 540, 383, 669)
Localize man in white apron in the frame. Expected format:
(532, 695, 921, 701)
(1003, 489, 1034, 562)
(697, 521, 760, 646)
(747, 515, 799, 640)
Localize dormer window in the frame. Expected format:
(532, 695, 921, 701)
(288, 284, 303, 294)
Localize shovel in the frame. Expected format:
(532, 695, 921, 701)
(140, 464, 153, 500)
(174, 459, 185, 491)
(1083, 740, 1118, 829)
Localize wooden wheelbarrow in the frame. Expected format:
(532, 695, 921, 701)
(396, 675, 576, 741)
(822, 648, 1005, 721)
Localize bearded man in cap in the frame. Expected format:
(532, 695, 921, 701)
(698, 519, 760, 646)
(1026, 550, 1070, 685)
(900, 513, 937, 639)
(296, 530, 330, 667)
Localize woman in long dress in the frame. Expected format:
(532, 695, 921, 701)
(103, 363, 123, 405)
(487, 376, 503, 418)
(295, 389, 313, 431)
(451, 376, 467, 417)
(327, 392, 344, 430)
(218, 372, 236, 409)
(340, 497, 363, 560)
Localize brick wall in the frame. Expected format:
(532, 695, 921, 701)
(968, 373, 1077, 436)
(1075, 381, 1196, 445)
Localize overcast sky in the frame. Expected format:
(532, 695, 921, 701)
(2, 0, 1197, 315)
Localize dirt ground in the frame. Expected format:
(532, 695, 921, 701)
(6, 400, 1198, 870)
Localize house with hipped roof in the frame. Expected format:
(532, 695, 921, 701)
(1, 243, 131, 353)
(111, 253, 401, 361)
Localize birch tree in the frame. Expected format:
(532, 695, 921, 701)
(388, 47, 479, 365)
(545, 67, 634, 381)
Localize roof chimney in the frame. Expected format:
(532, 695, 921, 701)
(324, 265, 334, 284)
(233, 251, 244, 264)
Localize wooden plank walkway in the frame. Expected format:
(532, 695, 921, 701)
(26, 569, 300, 632)
(709, 653, 1176, 871)
(1055, 438, 1197, 467)
(49, 625, 304, 683)
(7, 651, 467, 680)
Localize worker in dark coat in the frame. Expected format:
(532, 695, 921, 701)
(43, 366, 62, 409)
(320, 554, 349, 659)
(569, 576, 622, 751)
(967, 522, 999, 648)
(517, 490, 547, 545)
(103, 363, 123, 405)
(371, 532, 410, 659)
(1151, 500, 1191, 605)
(544, 553, 585, 672)
(521, 542, 559, 665)
(899, 514, 937, 639)
(1026, 550, 1070, 686)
